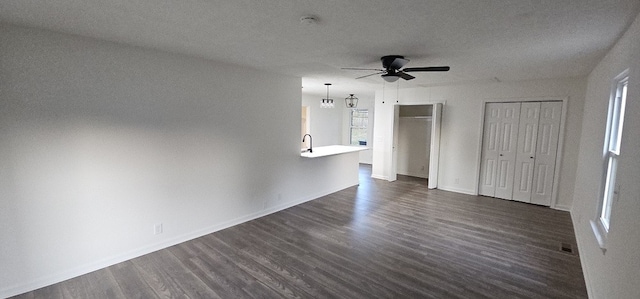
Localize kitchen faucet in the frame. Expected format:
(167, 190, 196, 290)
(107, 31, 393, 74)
(302, 134, 312, 153)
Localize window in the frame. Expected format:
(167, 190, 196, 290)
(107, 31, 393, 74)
(349, 109, 368, 146)
(592, 72, 628, 249)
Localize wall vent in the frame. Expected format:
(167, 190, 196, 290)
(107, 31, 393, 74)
(560, 242, 574, 254)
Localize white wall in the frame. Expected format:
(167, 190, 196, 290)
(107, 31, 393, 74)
(571, 12, 640, 299)
(372, 77, 586, 209)
(397, 118, 431, 178)
(0, 25, 360, 297)
(301, 93, 343, 147)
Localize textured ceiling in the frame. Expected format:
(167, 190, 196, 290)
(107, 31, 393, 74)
(1, 0, 639, 98)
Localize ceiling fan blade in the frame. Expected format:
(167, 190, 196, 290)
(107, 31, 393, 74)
(342, 67, 385, 71)
(398, 72, 415, 80)
(403, 66, 450, 72)
(355, 71, 385, 79)
(389, 57, 410, 70)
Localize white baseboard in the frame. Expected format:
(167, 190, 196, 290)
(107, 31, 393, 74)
(371, 174, 388, 180)
(397, 171, 428, 179)
(0, 182, 357, 299)
(437, 185, 477, 195)
(553, 204, 571, 211)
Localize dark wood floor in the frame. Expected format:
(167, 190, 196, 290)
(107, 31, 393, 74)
(13, 164, 587, 298)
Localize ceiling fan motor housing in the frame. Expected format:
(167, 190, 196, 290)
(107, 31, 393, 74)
(381, 55, 406, 70)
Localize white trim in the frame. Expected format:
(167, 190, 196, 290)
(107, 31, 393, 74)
(397, 170, 429, 179)
(474, 100, 490, 195)
(591, 70, 629, 250)
(428, 103, 442, 189)
(385, 99, 446, 186)
(590, 219, 608, 253)
(348, 108, 369, 146)
(550, 97, 569, 209)
(553, 204, 572, 212)
(389, 105, 400, 181)
(371, 174, 388, 180)
(438, 185, 477, 195)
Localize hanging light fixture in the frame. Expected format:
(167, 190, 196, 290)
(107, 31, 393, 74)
(321, 83, 334, 108)
(345, 94, 359, 108)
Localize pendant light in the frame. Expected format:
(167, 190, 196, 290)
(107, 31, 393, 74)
(345, 94, 359, 108)
(321, 83, 334, 108)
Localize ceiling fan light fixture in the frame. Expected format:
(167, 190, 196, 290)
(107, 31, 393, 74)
(382, 74, 400, 82)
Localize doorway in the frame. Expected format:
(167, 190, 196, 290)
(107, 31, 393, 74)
(397, 107, 432, 179)
(390, 103, 442, 189)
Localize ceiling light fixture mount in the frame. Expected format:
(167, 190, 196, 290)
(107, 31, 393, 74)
(321, 83, 334, 108)
(300, 16, 318, 25)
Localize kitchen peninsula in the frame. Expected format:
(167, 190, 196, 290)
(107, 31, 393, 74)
(300, 145, 367, 158)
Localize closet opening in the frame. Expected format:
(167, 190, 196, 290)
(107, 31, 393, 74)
(390, 103, 442, 189)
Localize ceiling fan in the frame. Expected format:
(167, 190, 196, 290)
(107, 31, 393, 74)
(342, 55, 450, 82)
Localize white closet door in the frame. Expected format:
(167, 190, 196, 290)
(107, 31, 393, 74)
(512, 102, 540, 202)
(531, 101, 562, 205)
(494, 103, 520, 200)
(479, 103, 502, 197)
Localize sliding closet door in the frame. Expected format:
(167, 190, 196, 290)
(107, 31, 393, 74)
(531, 101, 562, 206)
(479, 102, 520, 199)
(513, 102, 540, 202)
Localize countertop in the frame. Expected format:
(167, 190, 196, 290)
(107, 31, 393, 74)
(301, 145, 368, 158)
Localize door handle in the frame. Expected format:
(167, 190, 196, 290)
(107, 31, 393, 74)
(499, 154, 503, 156)
(530, 156, 534, 159)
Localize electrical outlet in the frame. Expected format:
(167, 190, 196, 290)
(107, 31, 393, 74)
(454, 178, 460, 184)
(154, 223, 163, 235)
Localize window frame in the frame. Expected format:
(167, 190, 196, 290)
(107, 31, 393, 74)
(349, 109, 369, 146)
(591, 71, 628, 251)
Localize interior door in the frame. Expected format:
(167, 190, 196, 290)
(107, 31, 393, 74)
(531, 101, 562, 206)
(494, 103, 521, 200)
(512, 102, 540, 202)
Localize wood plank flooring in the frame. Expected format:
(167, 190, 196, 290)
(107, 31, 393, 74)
(12, 164, 588, 298)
